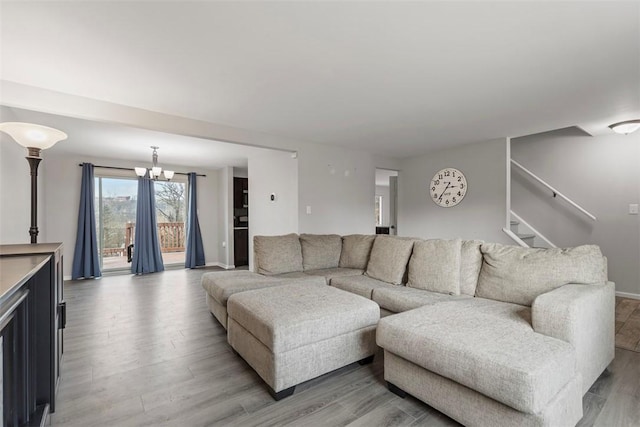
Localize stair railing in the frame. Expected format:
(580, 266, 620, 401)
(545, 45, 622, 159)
(511, 159, 597, 221)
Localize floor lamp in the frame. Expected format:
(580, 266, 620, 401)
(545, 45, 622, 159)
(0, 122, 67, 243)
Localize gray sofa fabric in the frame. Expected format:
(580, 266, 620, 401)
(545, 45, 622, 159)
(228, 283, 379, 353)
(330, 274, 395, 299)
(383, 351, 583, 427)
(365, 236, 415, 285)
(303, 267, 364, 284)
(339, 234, 376, 269)
(226, 283, 379, 393)
(532, 282, 615, 394)
(407, 239, 462, 295)
(476, 243, 606, 306)
(200, 232, 613, 425)
(372, 286, 465, 313)
(299, 234, 342, 270)
(254, 233, 304, 275)
(377, 301, 577, 414)
(460, 239, 483, 296)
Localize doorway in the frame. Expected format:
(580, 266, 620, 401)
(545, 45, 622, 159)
(94, 174, 188, 271)
(375, 168, 399, 235)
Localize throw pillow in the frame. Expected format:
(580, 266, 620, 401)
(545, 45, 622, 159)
(365, 236, 415, 285)
(476, 243, 606, 306)
(407, 239, 462, 295)
(300, 234, 342, 270)
(254, 234, 303, 275)
(339, 234, 376, 269)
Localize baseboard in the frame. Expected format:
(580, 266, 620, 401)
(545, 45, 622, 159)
(616, 291, 640, 300)
(206, 262, 235, 270)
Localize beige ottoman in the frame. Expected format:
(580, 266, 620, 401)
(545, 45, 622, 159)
(201, 271, 325, 329)
(227, 282, 380, 400)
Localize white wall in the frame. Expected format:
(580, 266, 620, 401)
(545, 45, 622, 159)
(376, 185, 391, 226)
(511, 128, 640, 296)
(248, 149, 298, 270)
(1, 83, 401, 247)
(398, 138, 512, 243)
(35, 150, 221, 276)
(297, 143, 398, 235)
(218, 166, 234, 268)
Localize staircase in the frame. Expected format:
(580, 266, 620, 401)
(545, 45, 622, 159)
(504, 155, 596, 249)
(509, 220, 537, 247)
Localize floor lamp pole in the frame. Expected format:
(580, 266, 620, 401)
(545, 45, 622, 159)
(26, 150, 42, 244)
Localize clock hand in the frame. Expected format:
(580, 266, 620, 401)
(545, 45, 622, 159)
(438, 183, 451, 202)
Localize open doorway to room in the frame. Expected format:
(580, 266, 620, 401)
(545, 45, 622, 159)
(375, 168, 399, 235)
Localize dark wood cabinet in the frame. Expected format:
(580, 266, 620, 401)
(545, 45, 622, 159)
(234, 229, 249, 267)
(0, 243, 64, 426)
(233, 177, 249, 267)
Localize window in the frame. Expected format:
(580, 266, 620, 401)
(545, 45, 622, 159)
(94, 172, 189, 271)
(375, 195, 383, 226)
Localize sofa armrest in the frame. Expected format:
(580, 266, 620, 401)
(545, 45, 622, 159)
(532, 282, 615, 394)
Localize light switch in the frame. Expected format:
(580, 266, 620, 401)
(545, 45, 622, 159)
(306, 206, 312, 215)
(629, 204, 639, 215)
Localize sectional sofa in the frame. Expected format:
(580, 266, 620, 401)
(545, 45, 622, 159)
(201, 233, 614, 427)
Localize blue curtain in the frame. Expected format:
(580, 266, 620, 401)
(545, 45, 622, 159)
(131, 173, 164, 274)
(185, 172, 205, 268)
(72, 163, 102, 279)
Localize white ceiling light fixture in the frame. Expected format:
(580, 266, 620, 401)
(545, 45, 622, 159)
(608, 119, 640, 135)
(135, 146, 174, 180)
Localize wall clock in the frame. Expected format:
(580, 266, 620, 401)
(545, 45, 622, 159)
(430, 168, 467, 208)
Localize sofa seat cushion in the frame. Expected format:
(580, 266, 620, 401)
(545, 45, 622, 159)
(201, 271, 324, 305)
(254, 233, 304, 275)
(339, 234, 376, 269)
(377, 301, 576, 414)
(476, 243, 606, 306)
(227, 283, 379, 353)
(300, 234, 343, 270)
(372, 286, 467, 313)
(273, 271, 312, 279)
(365, 236, 416, 285)
(304, 267, 364, 285)
(331, 274, 395, 299)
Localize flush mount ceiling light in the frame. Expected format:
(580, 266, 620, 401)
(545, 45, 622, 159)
(608, 119, 640, 135)
(135, 146, 174, 180)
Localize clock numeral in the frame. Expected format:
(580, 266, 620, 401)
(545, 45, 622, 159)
(460, 184, 464, 189)
(438, 174, 443, 179)
(433, 193, 438, 199)
(452, 197, 457, 203)
(457, 191, 462, 197)
(431, 187, 435, 191)
(444, 171, 450, 177)
(434, 180, 440, 185)
(458, 177, 462, 182)
(445, 199, 450, 205)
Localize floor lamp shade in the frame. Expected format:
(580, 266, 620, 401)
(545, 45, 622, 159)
(0, 122, 68, 243)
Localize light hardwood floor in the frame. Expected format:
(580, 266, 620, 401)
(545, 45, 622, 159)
(52, 268, 640, 426)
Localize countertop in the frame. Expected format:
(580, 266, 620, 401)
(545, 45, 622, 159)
(0, 254, 50, 306)
(0, 243, 63, 256)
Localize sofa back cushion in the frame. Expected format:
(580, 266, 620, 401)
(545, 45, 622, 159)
(299, 234, 342, 270)
(476, 243, 606, 306)
(254, 234, 303, 275)
(365, 236, 415, 285)
(460, 240, 484, 296)
(407, 239, 462, 295)
(339, 234, 376, 269)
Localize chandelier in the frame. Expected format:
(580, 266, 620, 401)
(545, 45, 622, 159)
(135, 146, 174, 180)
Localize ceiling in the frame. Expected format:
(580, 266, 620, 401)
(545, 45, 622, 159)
(1, 2, 639, 158)
(0, 106, 251, 169)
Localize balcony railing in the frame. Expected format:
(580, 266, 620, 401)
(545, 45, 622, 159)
(101, 222, 185, 257)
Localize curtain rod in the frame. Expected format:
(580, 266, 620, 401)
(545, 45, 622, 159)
(78, 163, 206, 177)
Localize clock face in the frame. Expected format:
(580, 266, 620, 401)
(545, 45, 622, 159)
(430, 168, 467, 208)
